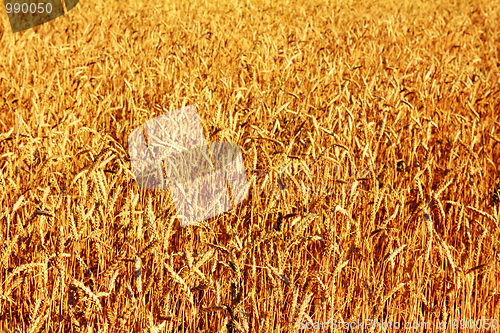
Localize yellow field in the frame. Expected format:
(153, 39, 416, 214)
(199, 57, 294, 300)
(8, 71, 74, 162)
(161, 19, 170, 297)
(0, 0, 499, 331)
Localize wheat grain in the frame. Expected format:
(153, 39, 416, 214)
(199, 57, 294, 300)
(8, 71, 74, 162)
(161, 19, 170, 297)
(0, 0, 498, 330)
(70, 278, 102, 311)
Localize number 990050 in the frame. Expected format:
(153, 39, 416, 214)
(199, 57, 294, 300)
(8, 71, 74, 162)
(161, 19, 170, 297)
(5, 2, 53, 14)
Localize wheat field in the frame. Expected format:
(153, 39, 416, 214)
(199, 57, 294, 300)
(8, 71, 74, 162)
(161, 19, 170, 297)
(0, 0, 499, 331)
